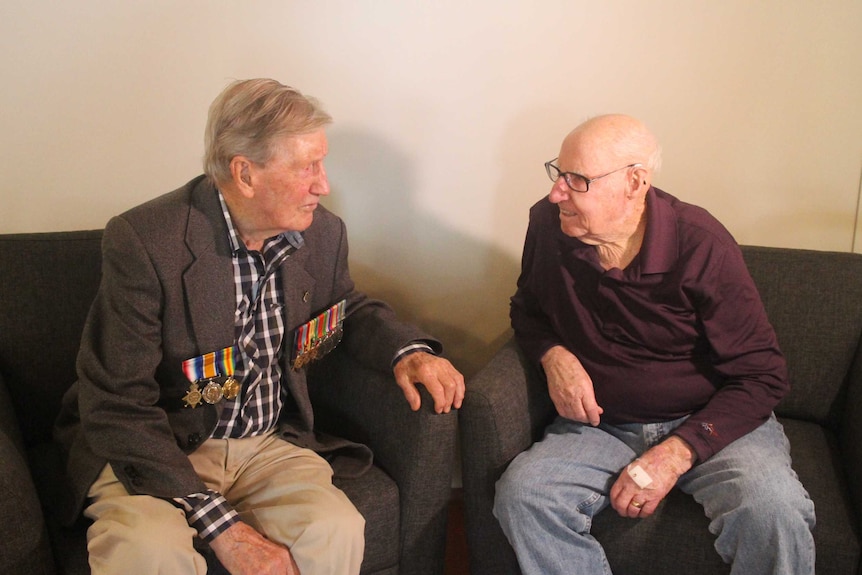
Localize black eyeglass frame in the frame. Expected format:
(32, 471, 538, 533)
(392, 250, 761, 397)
(544, 159, 643, 193)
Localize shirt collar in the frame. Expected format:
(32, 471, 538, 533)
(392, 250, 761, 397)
(638, 187, 679, 274)
(217, 190, 305, 254)
(555, 187, 679, 275)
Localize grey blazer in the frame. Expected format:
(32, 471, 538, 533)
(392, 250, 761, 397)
(54, 175, 437, 525)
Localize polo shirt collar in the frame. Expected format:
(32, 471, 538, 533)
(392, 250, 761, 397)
(639, 187, 679, 274)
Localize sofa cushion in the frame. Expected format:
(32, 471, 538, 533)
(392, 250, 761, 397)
(742, 246, 862, 427)
(781, 418, 861, 573)
(0, 231, 103, 449)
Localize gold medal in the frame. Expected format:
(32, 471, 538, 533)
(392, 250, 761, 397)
(202, 380, 224, 404)
(183, 382, 203, 408)
(292, 353, 306, 371)
(222, 377, 240, 400)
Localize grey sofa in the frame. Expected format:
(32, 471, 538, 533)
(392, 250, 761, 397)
(460, 245, 862, 575)
(0, 229, 458, 575)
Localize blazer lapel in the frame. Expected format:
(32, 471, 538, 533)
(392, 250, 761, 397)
(279, 245, 317, 427)
(182, 179, 236, 353)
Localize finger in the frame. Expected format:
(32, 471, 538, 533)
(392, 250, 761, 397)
(417, 375, 450, 413)
(581, 392, 603, 426)
(637, 498, 659, 517)
(395, 373, 422, 411)
(452, 372, 465, 409)
(431, 373, 456, 413)
(416, 361, 463, 413)
(440, 367, 465, 411)
(428, 378, 451, 413)
(626, 498, 646, 518)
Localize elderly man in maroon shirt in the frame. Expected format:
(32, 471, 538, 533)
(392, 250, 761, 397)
(493, 114, 815, 575)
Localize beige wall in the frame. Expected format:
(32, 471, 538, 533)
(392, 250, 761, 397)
(2, 1, 861, 376)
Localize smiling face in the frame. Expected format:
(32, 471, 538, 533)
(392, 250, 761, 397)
(229, 129, 330, 248)
(548, 116, 650, 246)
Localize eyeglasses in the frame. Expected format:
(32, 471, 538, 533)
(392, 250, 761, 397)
(544, 159, 642, 193)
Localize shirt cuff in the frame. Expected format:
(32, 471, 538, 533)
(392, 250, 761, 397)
(392, 341, 437, 368)
(173, 490, 240, 542)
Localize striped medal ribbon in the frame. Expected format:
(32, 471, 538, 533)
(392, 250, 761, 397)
(292, 299, 346, 370)
(181, 345, 240, 408)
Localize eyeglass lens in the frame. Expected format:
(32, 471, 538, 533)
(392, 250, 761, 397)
(546, 163, 588, 192)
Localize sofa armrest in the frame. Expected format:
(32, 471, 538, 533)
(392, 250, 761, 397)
(840, 341, 862, 527)
(0, 422, 55, 574)
(459, 336, 554, 575)
(307, 347, 458, 575)
(0, 371, 25, 455)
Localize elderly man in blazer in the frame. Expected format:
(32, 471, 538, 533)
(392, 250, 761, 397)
(54, 78, 464, 575)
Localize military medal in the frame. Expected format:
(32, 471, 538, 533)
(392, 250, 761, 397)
(202, 380, 224, 404)
(292, 299, 346, 370)
(181, 345, 240, 407)
(222, 377, 240, 400)
(182, 382, 203, 409)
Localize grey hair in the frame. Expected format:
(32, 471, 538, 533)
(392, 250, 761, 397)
(203, 79, 332, 187)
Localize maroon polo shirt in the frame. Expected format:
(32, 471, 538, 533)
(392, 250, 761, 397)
(511, 187, 788, 462)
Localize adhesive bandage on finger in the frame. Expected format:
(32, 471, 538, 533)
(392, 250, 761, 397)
(626, 461, 654, 489)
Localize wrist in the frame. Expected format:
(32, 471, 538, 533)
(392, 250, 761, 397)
(657, 435, 697, 475)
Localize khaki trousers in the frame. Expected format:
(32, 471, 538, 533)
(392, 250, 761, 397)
(85, 432, 365, 575)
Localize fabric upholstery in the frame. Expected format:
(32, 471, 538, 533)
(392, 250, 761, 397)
(0, 374, 55, 575)
(0, 230, 456, 575)
(460, 245, 862, 575)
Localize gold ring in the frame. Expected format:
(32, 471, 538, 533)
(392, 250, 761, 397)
(630, 500, 644, 509)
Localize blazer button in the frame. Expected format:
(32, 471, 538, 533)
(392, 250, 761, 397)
(187, 433, 201, 447)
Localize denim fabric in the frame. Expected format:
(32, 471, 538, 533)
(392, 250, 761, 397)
(493, 414, 815, 575)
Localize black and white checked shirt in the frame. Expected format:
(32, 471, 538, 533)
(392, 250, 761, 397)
(175, 192, 302, 540)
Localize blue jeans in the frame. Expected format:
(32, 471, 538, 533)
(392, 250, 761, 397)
(493, 414, 815, 575)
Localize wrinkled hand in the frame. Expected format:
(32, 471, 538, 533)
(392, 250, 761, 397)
(609, 436, 696, 518)
(394, 352, 465, 413)
(541, 346, 603, 426)
(210, 521, 300, 575)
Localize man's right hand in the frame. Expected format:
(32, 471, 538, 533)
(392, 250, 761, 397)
(540, 345, 603, 426)
(210, 521, 300, 575)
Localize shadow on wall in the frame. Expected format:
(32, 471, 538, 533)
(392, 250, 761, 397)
(323, 127, 518, 378)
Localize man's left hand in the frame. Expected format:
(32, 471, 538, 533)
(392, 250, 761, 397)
(609, 435, 696, 518)
(394, 352, 465, 414)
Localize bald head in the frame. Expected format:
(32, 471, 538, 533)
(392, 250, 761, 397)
(562, 114, 662, 177)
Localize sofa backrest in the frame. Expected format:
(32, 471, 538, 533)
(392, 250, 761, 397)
(0, 231, 103, 449)
(741, 245, 862, 428)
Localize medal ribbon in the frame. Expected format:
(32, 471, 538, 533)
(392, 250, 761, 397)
(293, 299, 346, 359)
(182, 345, 237, 382)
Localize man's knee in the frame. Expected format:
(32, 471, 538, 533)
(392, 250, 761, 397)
(87, 504, 203, 574)
(734, 484, 815, 534)
(302, 496, 366, 547)
(493, 461, 534, 524)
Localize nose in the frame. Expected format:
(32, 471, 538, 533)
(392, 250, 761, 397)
(548, 178, 570, 204)
(312, 163, 330, 196)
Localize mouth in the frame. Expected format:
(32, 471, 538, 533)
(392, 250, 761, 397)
(559, 208, 577, 217)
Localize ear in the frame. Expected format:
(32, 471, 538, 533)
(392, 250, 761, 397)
(628, 165, 650, 198)
(229, 156, 255, 198)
